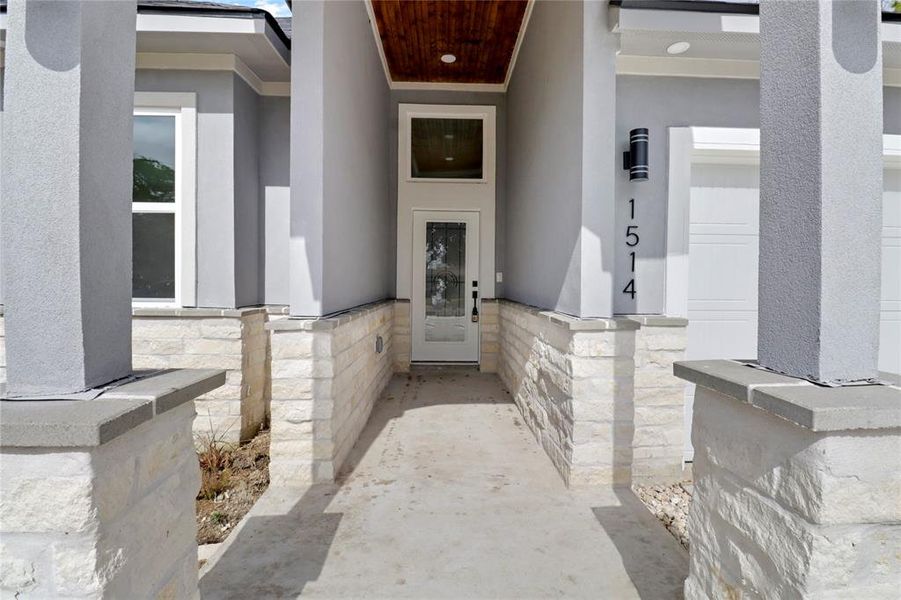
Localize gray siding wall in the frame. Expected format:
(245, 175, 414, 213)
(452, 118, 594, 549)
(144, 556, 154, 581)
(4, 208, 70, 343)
(613, 77, 901, 315)
(388, 90, 507, 298)
(233, 74, 261, 308)
(135, 70, 237, 308)
(506, 0, 585, 316)
(260, 95, 291, 306)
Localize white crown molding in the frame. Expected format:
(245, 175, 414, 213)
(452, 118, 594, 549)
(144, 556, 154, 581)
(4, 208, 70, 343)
(503, 0, 535, 91)
(616, 55, 760, 80)
(390, 81, 506, 93)
(364, 0, 531, 93)
(135, 52, 289, 96)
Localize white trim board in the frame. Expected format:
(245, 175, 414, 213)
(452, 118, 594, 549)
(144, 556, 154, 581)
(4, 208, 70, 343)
(664, 127, 901, 318)
(133, 93, 199, 308)
(616, 55, 901, 87)
(136, 53, 290, 97)
(396, 104, 497, 302)
(364, 0, 534, 93)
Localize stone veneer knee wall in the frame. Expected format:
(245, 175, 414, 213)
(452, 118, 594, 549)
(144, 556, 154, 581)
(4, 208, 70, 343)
(132, 307, 274, 443)
(677, 362, 901, 599)
(626, 316, 688, 483)
(0, 401, 201, 598)
(267, 300, 394, 486)
(498, 300, 639, 486)
(0, 308, 273, 444)
(498, 300, 688, 487)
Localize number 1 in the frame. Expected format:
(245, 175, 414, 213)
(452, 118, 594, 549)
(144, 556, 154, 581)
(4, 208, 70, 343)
(629, 198, 635, 220)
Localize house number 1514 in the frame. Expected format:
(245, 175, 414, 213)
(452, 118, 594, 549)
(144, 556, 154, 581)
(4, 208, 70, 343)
(623, 198, 638, 299)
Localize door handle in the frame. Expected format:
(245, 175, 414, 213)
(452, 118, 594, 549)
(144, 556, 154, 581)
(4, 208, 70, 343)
(471, 290, 479, 322)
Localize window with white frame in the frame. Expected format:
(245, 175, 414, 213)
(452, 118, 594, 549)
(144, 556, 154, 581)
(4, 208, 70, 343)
(132, 93, 197, 307)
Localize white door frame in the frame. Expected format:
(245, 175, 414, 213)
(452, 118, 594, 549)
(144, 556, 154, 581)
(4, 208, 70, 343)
(412, 210, 481, 362)
(396, 104, 496, 303)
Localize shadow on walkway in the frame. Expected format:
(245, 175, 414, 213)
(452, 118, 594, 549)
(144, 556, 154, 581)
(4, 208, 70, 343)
(200, 367, 688, 599)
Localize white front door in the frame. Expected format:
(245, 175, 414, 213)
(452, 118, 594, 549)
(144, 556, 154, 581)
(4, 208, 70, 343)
(412, 211, 480, 362)
(397, 104, 496, 363)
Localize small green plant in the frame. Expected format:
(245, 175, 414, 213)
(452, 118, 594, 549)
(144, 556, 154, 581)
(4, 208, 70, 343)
(210, 511, 226, 525)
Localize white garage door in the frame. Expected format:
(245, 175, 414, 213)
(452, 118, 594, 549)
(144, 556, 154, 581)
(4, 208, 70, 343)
(683, 163, 901, 459)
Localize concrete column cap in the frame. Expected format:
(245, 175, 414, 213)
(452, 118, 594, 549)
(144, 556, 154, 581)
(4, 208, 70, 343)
(675, 359, 901, 432)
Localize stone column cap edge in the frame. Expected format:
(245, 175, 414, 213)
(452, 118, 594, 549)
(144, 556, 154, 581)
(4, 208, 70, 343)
(675, 359, 901, 432)
(0, 369, 225, 448)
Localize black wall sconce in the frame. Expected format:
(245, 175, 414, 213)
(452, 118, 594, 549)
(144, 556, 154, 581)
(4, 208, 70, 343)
(622, 128, 649, 182)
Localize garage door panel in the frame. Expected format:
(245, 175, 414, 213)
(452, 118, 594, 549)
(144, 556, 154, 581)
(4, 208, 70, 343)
(688, 235, 758, 312)
(687, 315, 758, 360)
(682, 163, 900, 460)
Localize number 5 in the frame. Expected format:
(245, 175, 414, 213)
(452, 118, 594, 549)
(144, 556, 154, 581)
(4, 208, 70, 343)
(626, 225, 640, 247)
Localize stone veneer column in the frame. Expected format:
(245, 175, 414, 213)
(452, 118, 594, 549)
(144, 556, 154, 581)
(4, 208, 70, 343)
(627, 316, 687, 484)
(676, 360, 901, 598)
(674, 4, 897, 597)
(0, 3, 225, 598)
(0, 370, 224, 598)
(1, 0, 136, 395)
(758, 0, 883, 383)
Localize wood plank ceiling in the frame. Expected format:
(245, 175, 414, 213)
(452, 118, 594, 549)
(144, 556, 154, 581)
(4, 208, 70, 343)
(370, 0, 529, 85)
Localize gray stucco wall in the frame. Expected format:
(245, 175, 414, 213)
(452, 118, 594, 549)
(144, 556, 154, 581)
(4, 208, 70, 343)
(259, 95, 291, 306)
(388, 90, 507, 298)
(1, 67, 5, 305)
(505, 0, 586, 317)
(321, 1, 392, 314)
(135, 70, 237, 308)
(233, 74, 261, 308)
(290, 0, 391, 316)
(613, 76, 901, 316)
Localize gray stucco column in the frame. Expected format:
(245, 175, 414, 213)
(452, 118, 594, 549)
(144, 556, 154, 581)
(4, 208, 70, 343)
(1, 0, 137, 395)
(758, 0, 883, 384)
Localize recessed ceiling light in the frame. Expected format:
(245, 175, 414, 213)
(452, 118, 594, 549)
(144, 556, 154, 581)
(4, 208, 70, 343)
(445, 157, 454, 162)
(444, 134, 454, 140)
(666, 41, 691, 55)
(441, 54, 457, 64)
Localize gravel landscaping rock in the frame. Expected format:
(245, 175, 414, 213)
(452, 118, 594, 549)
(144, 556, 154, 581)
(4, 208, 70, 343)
(633, 481, 692, 549)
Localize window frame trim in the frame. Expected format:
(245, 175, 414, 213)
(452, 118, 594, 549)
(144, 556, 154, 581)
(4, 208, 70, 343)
(132, 92, 197, 308)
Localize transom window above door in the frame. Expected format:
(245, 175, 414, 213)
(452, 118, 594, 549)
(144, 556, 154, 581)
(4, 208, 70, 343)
(409, 116, 485, 181)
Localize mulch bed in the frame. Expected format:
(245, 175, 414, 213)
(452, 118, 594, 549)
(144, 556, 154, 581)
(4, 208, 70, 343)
(196, 429, 270, 545)
(633, 481, 692, 549)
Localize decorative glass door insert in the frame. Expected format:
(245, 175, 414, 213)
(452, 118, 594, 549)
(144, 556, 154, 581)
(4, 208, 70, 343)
(412, 211, 480, 362)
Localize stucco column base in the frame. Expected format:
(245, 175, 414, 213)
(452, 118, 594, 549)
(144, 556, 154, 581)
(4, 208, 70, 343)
(0, 369, 224, 599)
(675, 360, 901, 599)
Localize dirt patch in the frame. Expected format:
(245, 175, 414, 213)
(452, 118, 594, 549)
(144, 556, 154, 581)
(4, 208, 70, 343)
(633, 481, 692, 549)
(196, 429, 270, 545)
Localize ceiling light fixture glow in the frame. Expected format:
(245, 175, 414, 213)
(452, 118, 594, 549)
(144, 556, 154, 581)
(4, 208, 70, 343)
(666, 41, 691, 55)
(445, 157, 454, 161)
(440, 53, 457, 64)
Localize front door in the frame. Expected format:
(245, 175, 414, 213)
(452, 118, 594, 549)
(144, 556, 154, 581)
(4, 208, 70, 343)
(412, 211, 480, 362)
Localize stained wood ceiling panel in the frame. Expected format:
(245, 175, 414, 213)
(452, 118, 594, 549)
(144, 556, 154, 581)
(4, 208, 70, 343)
(370, 0, 529, 84)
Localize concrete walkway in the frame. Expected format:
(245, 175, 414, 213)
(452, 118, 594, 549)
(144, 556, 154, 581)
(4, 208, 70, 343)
(200, 367, 688, 599)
